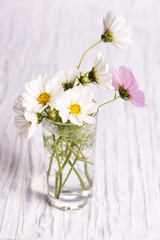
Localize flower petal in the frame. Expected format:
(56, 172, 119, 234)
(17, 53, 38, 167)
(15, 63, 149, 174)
(112, 69, 120, 90)
(130, 90, 146, 107)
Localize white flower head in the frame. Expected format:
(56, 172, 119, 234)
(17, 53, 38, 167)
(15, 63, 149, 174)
(56, 85, 98, 126)
(13, 96, 38, 140)
(102, 11, 133, 50)
(22, 74, 62, 113)
(55, 67, 80, 91)
(88, 53, 114, 93)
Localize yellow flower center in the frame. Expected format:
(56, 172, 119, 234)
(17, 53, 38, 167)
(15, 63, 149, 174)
(69, 104, 81, 115)
(37, 92, 51, 105)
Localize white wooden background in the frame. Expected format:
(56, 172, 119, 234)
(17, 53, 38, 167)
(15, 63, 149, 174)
(0, 0, 160, 239)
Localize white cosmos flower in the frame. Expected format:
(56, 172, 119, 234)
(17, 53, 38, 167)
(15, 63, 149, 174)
(56, 85, 98, 126)
(13, 96, 38, 140)
(89, 53, 114, 93)
(102, 11, 133, 50)
(22, 74, 62, 113)
(55, 67, 80, 91)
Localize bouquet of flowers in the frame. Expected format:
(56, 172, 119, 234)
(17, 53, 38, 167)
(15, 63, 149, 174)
(14, 11, 146, 210)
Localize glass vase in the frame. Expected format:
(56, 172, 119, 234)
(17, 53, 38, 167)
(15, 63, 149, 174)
(42, 118, 97, 210)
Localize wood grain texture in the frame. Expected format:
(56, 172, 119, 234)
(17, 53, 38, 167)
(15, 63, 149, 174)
(0, 0, 160, 239)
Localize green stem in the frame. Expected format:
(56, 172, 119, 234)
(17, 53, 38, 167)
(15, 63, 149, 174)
(78, 158, 93, 165)
(72, 138, 93, 165)
(85, 163, 93, 185)
(60, 137, 84, 192)
(62, 150, 72, 170)
(54, 141, 62, 199)
(55, 173, 59, 198)
(68, 161, 86, 190)
(57, 173, 62, 198)
(63, 135, 89, 162)
(73, 136, 93, 184)
(54, 141, 62, 173)
(63, 137, 77, 157)
(77, 39, 102, 69)
(61, 137, 91, 190)
(98, 96, 120, 109)
(61, 160, 77, 190)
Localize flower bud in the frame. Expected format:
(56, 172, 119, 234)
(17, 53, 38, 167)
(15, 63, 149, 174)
(49, 109, 57, 119)
(80, 76, 89, 84)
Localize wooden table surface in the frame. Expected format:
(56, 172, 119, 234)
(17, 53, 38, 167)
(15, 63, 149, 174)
(0, 0, 160, 239)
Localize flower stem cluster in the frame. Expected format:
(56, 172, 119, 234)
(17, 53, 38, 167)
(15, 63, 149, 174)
(44, 119, 95, 199)
(37, 106, 62, 124)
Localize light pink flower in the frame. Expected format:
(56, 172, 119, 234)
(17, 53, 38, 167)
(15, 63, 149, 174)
(112, 66, 146, 107)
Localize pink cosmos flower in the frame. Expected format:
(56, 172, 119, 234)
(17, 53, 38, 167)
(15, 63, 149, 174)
(112, 66, 146, 107)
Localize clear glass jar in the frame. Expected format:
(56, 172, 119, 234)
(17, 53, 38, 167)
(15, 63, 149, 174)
(42, 118, 97, 210)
